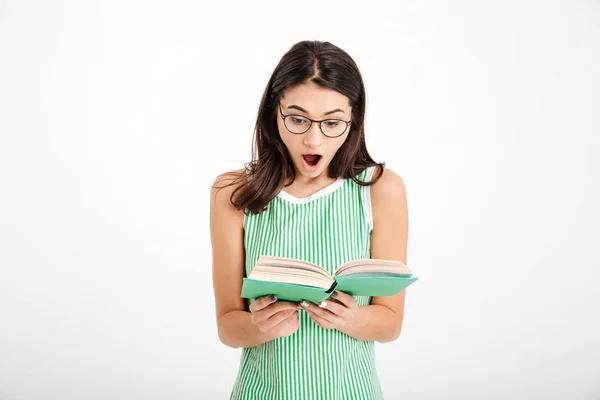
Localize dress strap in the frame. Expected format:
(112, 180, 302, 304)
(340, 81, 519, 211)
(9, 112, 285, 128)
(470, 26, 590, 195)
(362, 166, 377, 233)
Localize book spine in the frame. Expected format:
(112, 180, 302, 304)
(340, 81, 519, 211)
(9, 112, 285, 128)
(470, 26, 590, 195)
(325, 280, 338, 294)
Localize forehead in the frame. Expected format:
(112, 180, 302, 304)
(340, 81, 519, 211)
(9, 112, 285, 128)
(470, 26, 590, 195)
(281, 82, 351, 112)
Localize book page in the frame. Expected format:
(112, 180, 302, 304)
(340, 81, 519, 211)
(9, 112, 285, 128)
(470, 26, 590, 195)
(248, 270, 334, 289)
(256, 256, 332, 279)
(334, 258, 412, 277)
(252, 266, 333, 283)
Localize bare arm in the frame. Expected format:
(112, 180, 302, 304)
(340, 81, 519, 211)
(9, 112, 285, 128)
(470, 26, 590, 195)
(210, 170, 298, 348)
(343, 167, 409, 342)
(303, 168, 409, 343)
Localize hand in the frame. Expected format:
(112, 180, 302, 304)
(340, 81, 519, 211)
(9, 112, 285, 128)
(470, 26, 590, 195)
(249, 295, 299, 339)
(298, 290, 358, 330)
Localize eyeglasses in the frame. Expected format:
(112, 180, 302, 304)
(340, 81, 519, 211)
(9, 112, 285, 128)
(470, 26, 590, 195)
(278, 103, 351, 138)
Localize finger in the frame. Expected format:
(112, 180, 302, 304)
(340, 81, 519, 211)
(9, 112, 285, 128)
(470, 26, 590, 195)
(317, 299, 347, 318)
(329, 290, 358, 308)
(249, 294, 277, 313)
(270, 310, 300, 335)
(249, 295, 297, 313)
(252, 301, 298, 323)
(307, 311, 335, 329)
(262, 309, 298, 332)
(299, 299, 346, 319)
(305, 306, 346, 327)
(326, 297, 344, 305)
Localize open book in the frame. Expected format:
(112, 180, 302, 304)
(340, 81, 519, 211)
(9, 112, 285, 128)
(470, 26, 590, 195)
(241, 255, 419, 303)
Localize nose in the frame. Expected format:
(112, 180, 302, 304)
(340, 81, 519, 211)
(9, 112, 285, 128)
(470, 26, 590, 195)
(302, 122, 323, 148)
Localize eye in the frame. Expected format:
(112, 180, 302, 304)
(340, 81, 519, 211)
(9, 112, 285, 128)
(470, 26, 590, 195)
(324, 120, 340, 127)
(290, 116, 309, 125)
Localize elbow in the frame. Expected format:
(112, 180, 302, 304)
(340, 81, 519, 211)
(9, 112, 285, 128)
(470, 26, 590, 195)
(217, 316, 241, 349)
(390, 326, 402, 341)
(377, 324, 402, 344)
(218, 328, 240, 349)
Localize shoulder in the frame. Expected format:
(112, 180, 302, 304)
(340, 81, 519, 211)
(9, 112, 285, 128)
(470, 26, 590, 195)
(210, 168, 247, 215)
(211, 167, 246, 195)
(369, 167, 407, 224)
(369, 167, 407, 202)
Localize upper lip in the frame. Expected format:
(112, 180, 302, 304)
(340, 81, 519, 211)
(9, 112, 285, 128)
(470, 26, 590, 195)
(302, 153, 322, 157)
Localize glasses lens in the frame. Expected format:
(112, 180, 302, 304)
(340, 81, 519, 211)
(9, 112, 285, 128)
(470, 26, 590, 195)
(321, 120, 347, 137)
(284, 116, 311, 134)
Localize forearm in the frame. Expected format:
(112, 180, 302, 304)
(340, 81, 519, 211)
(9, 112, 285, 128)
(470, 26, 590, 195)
(338, 304, 402, 343)
(217, 310, 275, 349)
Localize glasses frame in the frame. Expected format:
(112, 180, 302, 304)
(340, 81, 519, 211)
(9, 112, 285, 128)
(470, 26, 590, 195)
(278, 102, 352, 138)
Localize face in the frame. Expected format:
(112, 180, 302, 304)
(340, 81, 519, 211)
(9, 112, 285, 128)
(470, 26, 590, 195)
(277, 81, 352, 181)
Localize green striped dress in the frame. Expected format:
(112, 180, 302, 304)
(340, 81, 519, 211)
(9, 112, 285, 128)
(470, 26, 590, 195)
(231, 165, 383, 400)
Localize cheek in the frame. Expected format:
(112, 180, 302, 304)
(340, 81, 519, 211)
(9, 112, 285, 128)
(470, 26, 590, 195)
(278, 130, 292, 147)
(279, 133, 301, 156)
(330, 136, 348, 155)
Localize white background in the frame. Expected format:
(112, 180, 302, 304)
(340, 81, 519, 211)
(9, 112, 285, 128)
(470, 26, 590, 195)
(1, 1, 599, 399)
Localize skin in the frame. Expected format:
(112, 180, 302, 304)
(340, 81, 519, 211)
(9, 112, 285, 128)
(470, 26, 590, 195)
(277, 81, 352, 197)
(211, 81, 409, 348)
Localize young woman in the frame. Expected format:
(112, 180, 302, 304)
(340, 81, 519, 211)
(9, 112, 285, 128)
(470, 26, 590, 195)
(210, 40, 410, 400)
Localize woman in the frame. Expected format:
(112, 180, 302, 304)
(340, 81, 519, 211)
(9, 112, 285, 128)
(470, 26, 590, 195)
(210, 40, 409, 400)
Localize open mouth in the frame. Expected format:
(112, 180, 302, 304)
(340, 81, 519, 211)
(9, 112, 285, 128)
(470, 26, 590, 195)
(302, 154, 322, 167)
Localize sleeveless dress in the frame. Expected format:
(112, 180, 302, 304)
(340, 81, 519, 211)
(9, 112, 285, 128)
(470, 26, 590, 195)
(231, 165, 382, 400)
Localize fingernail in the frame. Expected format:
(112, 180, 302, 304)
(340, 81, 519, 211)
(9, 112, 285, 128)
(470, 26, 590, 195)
(331, 291, 338, 297)
(269, 295, 276, 302)
(299, 300, 309, 308)
(319, 300, 327, 308)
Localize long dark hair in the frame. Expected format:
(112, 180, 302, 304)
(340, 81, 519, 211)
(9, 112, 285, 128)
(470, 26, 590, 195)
(213, 40, 385, 215)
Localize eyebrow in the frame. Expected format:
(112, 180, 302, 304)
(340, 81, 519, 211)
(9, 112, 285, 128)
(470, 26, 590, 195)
(287, 104, 345, 116)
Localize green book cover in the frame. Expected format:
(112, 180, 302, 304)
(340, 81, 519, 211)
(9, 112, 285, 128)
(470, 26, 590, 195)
(241, 256, 419, 303)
